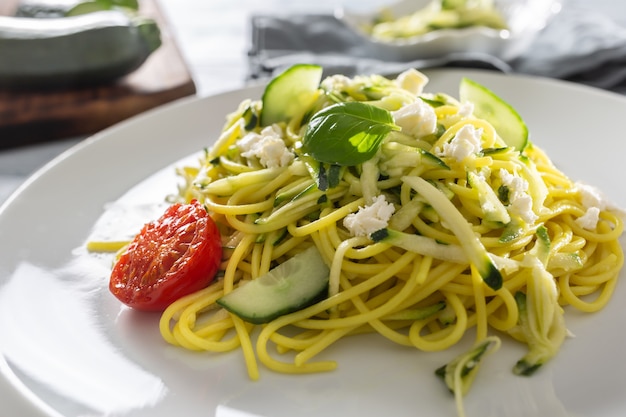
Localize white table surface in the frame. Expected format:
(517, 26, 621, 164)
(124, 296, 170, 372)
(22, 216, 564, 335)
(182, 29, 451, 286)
(0, 0, 624, 205)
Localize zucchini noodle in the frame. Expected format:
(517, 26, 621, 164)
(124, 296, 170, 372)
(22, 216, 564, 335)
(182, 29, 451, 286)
(157, 69, 623, 390)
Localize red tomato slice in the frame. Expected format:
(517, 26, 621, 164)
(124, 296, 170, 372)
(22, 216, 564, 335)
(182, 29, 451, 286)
(109, 200, 222, 311)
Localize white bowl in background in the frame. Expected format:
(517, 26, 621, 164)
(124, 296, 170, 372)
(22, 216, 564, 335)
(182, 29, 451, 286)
(335, 0, 563, 61)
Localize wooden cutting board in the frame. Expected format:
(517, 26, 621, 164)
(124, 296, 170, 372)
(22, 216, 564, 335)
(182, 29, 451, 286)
(0, 0, 196, 149)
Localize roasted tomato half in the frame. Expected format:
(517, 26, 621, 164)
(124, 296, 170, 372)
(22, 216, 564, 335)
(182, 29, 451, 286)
(109, 200, 222, 311)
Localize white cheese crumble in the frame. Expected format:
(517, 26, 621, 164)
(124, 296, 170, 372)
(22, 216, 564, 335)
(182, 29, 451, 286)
(437, 124, 483, 162)
(395, 68, 429, 95)
(575, 207, 601, 230)
(457, 102, 474, 118)
(344, 195, 396, 237)
(499, 168, 538, 224)
(238, 125, 294, 168)
(320, 74, 353, 92)
(576, 182, 607, 210)
(574, 182, 613, 230)
(392, 99, 437, 138)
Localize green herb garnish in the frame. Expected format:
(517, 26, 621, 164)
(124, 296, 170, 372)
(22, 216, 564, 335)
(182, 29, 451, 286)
(301, 102, 399, 166)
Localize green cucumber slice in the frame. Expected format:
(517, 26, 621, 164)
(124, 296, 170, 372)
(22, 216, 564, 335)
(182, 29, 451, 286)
(459, 77, 528, 152)
(260, 64, 323, 127)
(216, 246, 330, 324)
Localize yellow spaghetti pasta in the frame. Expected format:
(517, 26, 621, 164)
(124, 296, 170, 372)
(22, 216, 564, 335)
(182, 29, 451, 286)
(144, 68, 625, 411)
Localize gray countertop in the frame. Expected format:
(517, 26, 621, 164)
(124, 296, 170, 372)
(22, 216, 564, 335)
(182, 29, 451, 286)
(1, 0, 625, 205)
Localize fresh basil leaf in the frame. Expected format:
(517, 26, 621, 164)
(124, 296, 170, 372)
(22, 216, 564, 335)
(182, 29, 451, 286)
(302, 102, 399, 166)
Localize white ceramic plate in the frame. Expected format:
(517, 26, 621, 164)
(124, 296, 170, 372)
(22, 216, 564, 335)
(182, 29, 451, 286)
(1, 69, 625, 417)
(336, 0, 562, 61)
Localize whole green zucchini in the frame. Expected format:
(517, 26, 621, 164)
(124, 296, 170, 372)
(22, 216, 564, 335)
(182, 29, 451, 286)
(15, 0, 140, 18)
(0, 10, 161, 89)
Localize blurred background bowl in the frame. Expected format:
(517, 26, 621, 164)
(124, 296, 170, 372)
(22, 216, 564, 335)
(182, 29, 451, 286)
(336, 0, 563, 61)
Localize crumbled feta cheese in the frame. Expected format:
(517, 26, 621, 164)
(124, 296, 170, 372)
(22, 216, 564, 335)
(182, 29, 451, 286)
(509, 193, 536, 224)
(238, 125, 294, 168)
(344, 195, 396, 237)
(499, 169, 526, 195)
(392, 99, 437, 138)
(457, 102, 474, 118)
(499, 168, 538, 224)
(320, 74, 353, 92)
(437, 124, 483, 162)
(575, 182, 607, 210)
(575, 207, 601, 230)
(395, 68, 429, 95)
(573, 182, 621, 229)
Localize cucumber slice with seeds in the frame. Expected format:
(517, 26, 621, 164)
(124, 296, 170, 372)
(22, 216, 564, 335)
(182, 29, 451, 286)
(216, 246, 330, 324)
(260, 64, 323, 127)
(460, 77, 528, 152)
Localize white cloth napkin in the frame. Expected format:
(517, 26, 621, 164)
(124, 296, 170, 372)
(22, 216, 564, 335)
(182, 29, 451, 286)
(248, 1, 626, 94)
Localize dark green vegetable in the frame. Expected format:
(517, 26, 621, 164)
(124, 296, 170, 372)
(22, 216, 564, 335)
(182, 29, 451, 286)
(435, 336, 501, 396)
(65, 0, 140, 17)
(304, 159, 344, 192)
(512, 292, 543, 376)
(384, 301, 446, 321)
(15, 0, 139, 18)
(241, 104, 259, 131)
(498, 216, 524, 243)
(302, 102, 399, 166)
(0, 10, 161, 89)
